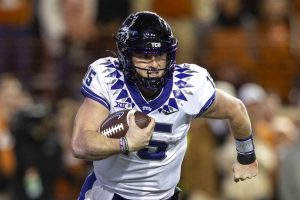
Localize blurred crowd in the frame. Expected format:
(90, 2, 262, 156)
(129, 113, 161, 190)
(0, 0, 300, 200)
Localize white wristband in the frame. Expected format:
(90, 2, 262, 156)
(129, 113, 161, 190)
(235, 135, 254, 154)
(235, 134, 256, 164)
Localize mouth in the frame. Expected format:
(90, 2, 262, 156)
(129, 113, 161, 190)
(134, 65, 165, 78)
(147, 68, 161, 77)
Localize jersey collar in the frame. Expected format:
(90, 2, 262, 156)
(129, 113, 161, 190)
(126, 78, 173, 114)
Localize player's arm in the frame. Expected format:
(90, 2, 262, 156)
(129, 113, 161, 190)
(202, 88, 251, 138)
(71, 98, 155, 161)
(71, 98, 120, 160)
(202, 88, 258, 182)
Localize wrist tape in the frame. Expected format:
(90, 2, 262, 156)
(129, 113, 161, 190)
(235, 134, 256, 165)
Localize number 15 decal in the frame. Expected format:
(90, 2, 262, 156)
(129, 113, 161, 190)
(84, 67, 96, 86)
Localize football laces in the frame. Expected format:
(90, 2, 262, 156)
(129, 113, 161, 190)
(100, 123, 125, 137)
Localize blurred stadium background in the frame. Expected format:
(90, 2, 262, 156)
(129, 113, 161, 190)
(0, 0, 300, 200)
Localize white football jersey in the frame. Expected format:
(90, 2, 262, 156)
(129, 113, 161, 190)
(81, 57, 216, 199)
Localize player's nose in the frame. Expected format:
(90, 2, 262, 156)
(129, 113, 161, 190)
(149, 56, 159, 68)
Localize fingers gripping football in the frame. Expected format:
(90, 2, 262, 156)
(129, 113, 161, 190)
(99, 109, 155, 152)
(126, 112, 155, 152)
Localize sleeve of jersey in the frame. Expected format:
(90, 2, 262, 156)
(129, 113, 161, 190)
(193, 67, 216, 118)
(80, 63, 111, 110)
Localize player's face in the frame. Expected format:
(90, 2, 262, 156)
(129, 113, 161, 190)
(132, 53, 167, 78)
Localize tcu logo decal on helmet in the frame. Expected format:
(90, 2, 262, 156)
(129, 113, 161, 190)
(151, 43, 161, 48)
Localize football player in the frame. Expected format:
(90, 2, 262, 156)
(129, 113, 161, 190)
(72, 11, 258, 200)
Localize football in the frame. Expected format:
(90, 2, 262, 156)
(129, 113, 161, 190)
(99, 109, 151, 138)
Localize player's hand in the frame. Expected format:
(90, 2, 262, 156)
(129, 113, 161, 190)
(232, 159, 258, 182)
(125, 112, 155, 152)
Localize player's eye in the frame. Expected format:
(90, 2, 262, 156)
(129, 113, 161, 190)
(134, 54, 146, 59)
(154, 53, 167, 61)
(142, 54, 152, 59)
